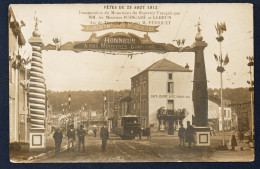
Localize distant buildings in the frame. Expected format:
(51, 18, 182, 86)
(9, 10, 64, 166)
(208, 98, 237, 132)
(230, 102, 251, 131)
(128, 59, 193, 134)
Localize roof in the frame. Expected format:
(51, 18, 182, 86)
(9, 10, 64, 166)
(120, 95, 132, 102)
(131, 58, 191, 78)
(9, 6, 26, 46)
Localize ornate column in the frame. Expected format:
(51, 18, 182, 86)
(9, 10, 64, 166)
(192, 22, 208, 127)
(191, 20, 210, 146)
(28, 17, 46, 151)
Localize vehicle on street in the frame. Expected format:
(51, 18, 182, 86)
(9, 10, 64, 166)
(115, 115, 141, 139)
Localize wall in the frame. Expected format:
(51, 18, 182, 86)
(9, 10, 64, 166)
(130, 71, 149, 128)
(9, 19, 19, 143)
(148, 71, 193, 129)
(218, 107, 232, 131)
(208, 100, 220, 119)
(9, 10, 28, 143)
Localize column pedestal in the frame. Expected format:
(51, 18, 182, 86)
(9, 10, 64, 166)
(29, 129, 46, 151)
(194, 127, 210, 146)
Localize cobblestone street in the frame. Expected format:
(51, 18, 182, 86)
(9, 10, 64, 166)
(34, 133, 254, 163)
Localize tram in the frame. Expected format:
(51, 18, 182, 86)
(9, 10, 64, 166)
(115, 115, 141, 140)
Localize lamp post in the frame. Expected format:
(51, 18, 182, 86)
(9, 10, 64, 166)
(214, 22, 229, 146)
(246, 56, 254, 140)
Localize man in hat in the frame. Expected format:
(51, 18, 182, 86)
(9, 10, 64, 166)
(67, 124, 75, 151)
(100, 122, 109, 151)
(178, 123, 186, 147)
(185, 121, 194, 149)
(77, 124, 86, 152)
(53, 127, 63, 155)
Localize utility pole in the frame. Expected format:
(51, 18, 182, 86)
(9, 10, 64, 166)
(139, 78, 142, 127)
(214, 22, 228, 146)
(103, 92, 106, 122)
(246, 56, 254, 140)
(108, 91, 110, 116)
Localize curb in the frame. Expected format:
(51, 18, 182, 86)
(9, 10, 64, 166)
(27, 145, 68, 162)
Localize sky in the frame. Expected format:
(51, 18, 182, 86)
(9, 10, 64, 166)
(11, 3, 253, 91)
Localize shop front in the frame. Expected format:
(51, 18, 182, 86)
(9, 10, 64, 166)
(157, 107, 186, 135)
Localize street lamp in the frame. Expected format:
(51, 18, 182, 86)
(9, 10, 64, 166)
(214, 22, 229, 146)
(246, 56, 254, 141)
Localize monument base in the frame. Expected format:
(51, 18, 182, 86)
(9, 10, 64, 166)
(29, 129, 46, 151)
(194, 127, 210, 146)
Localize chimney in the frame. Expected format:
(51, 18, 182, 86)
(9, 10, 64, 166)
(185, 63, 189, 69)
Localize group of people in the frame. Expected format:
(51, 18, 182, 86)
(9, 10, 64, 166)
(178, 121, 194, 148)
(138, 127, 151, 140)
(53, 123, 109, 155)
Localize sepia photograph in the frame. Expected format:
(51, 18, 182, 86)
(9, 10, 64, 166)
(8, 3, 254, 163)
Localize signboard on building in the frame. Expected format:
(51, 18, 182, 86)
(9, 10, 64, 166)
(73, 32, 167, 52)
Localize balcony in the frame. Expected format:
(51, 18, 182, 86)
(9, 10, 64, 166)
(157, 108, 186, 120)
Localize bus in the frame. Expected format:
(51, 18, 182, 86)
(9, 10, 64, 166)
(115, 115, 141, 139)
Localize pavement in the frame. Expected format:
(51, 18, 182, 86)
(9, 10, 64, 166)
(10, 132, 255, 163)
(10, 133, 68, 163)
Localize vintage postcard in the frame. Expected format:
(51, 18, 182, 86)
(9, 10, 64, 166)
(9, 3, 254, 162)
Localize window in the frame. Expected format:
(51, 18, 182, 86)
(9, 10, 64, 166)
(168, 73, 172, 80)
(167, 100, 174, 110)
(143, 81, 146, 95)
(168, 82, 174, 93)
(11, 68, 15, 84)
(224, 110, 226, 117)
(143, 100, 146, 112)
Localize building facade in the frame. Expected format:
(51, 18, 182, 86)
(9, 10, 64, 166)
(9, 6, 29, 143)
(208, 99, 235, 132)
(130, 59, 193, 133)
(230, 102, 251, 132)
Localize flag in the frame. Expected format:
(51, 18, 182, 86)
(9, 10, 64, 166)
(182, 39, 185, 45)
(214, 53, 218, 61)
(177, 39, 181, 46)
(221, 22, 226, 31)
(215, 25, 219, 34)
(223, 53, 229, 65)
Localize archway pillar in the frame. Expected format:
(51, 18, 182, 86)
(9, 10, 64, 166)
(191, 34, 211, 146)
(28, 23, 46, 151)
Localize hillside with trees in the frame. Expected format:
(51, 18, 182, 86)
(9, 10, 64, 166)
(208, 87, 251, 105)
(47, 87, 251, 114)
(47, 90, 130, 114)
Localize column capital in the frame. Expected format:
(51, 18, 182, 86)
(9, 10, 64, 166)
(191, 40, 207, 50)
(29, 36, 43, 45)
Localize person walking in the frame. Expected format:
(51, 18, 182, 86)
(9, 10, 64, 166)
(67, 124, 75, 151)
(178, 123, 185, 147)
(146, 127, 151, 140)
(239, 131, 244, 143)
(53, 127, 63, 155)
(93, 128, 97, 137)
(185, 121, 194, 149)
(100, 124, 109, 151)
(138, 127, 142, 140)
(77, 125, 86, 152)
(231, 133, 238, 150)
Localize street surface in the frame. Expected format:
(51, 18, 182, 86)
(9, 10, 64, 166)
(36, 133, 254, 162)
